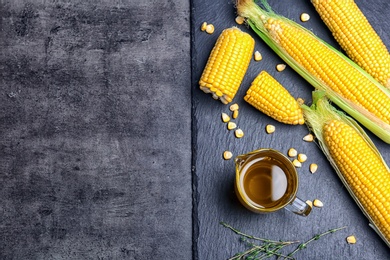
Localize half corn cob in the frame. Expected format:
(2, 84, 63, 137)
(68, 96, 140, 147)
(302, 91, 390, 247)
(312, 0, 390, 88)
(244, 71, 304, 125)
(199, 27, 255, 104)
(236, 0, 390, 143)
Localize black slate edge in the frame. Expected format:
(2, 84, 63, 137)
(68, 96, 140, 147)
(190, 0, 200, 259)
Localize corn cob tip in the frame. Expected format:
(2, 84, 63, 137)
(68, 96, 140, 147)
(244, 71, 305, 125)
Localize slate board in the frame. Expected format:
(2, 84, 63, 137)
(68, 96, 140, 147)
(191, 0, 390, 259)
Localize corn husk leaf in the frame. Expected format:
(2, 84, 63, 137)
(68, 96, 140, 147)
(236, 0, 390, 143)
(302, 91, 390, 247)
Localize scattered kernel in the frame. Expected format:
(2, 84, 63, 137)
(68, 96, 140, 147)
(235, 129, 244, 138)
(297, 153, 307, 163)
(254, 51, 262, 61)
(230, 103, 239, 111)
(206, 24, 215, 34)
(201, 22, 208, 31)
(310, 163, 318, 174)
(346, 235, 357, 244)
(227, 121, 237, 130)
(297, 97, 305, 105)
(292, 159, 302, 168)
(223, 151, 233, 160)
(300, 13, 310, 22)
(303, 134, 314, 142)
(266, 124, 275, 134)
(288, 148, 298, 157)
(232, 110, 239, 119)
(235, 16, 245, 25)
(222, 112, 230, 123)
(306, 200, 313, 208)
(313, 199, 323, 208)
(276, 64, 286, 72)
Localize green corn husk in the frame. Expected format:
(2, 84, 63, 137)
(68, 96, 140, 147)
(302, 91, 390, 247)
(236, 0, 390, 143)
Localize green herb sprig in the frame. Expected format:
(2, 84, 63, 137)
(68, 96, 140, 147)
(221, 222, 346, 259)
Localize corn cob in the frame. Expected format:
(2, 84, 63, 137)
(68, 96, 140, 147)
(302, 91, 390, 247)
(244, 71, 304, 125)
(311, 0, 390, 88)
(199, 27, 255, 104)
(236, 0, 390, 143)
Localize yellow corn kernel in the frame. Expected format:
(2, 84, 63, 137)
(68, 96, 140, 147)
(236, 0, 390, 143)
(303, 133, 314, 142)
(292, 159, 302, 168)
(232, 110, 239, 119)
(201, 22, 208, 31)
(297, 153, 307, 163)
(288, 148, 297, 157)
(221, 112, 230, 123)
(309, 163, 318, 174)
(266, 124, 275, 134)
(200, 22, 207, 32)
(223, 150, 233, 160)
(199, 27, 255, 104)
(313, 199, 323, 208)
(206, 24, 215, 34)
(296, 98, 305, 105)
(306, 200, 313, 208)
(254, 50, 262, 61)
(303, 95, 390, 245)
(235, 16, 245, 25)
(346, 235, 357, 244)
(227, 121, 237, 130)
(276, 64, 286, 72)
(300, 13, 310, 22)
(235, 128, 244, 138)
(230, 103, 239, 111)
(244, 71, 305, 125)
(312, 0, 390, 88)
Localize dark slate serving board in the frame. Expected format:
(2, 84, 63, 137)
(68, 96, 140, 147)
(191, 0, 390, 259)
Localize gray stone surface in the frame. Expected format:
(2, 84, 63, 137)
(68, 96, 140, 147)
(0, 0, 192, 259)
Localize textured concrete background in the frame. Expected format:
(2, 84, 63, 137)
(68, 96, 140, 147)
(0, 0, 192, 259)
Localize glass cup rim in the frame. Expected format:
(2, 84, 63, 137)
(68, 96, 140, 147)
(235, 148, 299, 212)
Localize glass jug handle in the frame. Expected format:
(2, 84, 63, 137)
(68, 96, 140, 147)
(284, 196, 312, 217)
